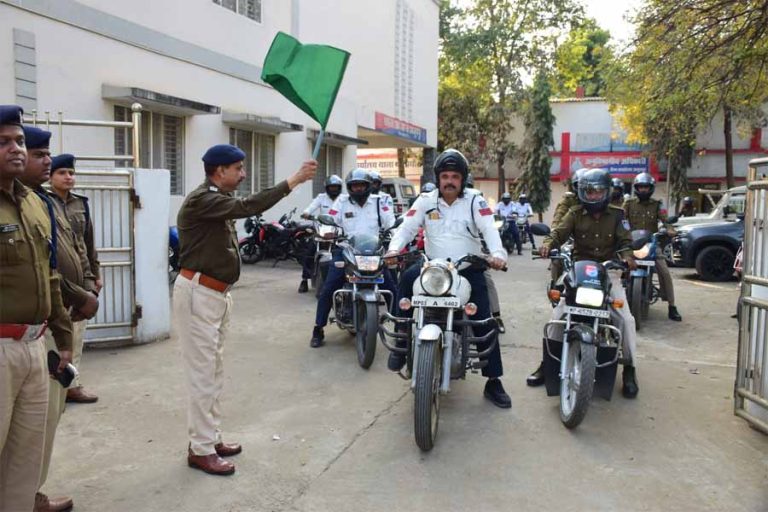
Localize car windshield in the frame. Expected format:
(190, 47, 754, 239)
(401, 185, 416, 198)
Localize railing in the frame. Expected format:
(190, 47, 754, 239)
(23, 102, 143, 167)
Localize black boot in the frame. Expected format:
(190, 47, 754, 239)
(493, 314, 506, 334)
(622, 365, 639, 398)
(526, 362, 545, 387)
(298, 280, 309, 294)
(483, 378, 512, 409)
(668, 305, 682, 321)
(309, 326, 324, 348)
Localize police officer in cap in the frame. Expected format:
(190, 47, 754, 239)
(385, 149, 511, 408)
(298, 174, 343, 293)
(0, 105, 73, 512)
(309, 169, 396, 348)
(175, 144, 316, 475)
(530, 168, 640, 397)
(623, 172, 682, 321)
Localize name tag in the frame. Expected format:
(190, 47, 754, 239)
(344, 212, 354, 219)
(428, 211, 441, 221)
(0, 224, 20, 233)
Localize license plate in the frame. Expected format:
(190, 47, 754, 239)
(412, 295, 460, 308)
(637, 260, 656, 267)
(565, 306, 610, 319)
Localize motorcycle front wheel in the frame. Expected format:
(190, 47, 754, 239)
(560, 339, 596, 429)
(414, 339, 442, 451)
(239, 240, 263, 264)
(355, 300, 378, 369)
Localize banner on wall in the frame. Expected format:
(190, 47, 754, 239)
(569, 155, 649, 174)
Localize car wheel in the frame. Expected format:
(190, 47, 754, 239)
(695, 245, 735, 282)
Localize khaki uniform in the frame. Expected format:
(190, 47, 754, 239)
(623, 197, 675, 306)
(542, 205, 638, 365)
(610, 196, 624, 208)
(174, 179, 290, 456)
(51, 191, 100, 388)
(0, 180, 73, 512)
(550, 192, 580, 281)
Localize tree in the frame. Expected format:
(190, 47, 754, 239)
(438, 0, 582, 198)
(551, 18, 614, 97)
(516, 71, 554, 221)
(607, 0, 768, 194)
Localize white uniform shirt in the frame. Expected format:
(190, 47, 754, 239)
(389, 190, 507, 260)
(303, 193, 337, 217)
(378, 191, 394, 209)
(329, 193, 394, 239)
(513, 202, 534, 217)
(495, 201, 517, 219)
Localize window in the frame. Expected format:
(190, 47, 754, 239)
(312, 144, 344, 196)
(229, 128, 275, 196)
(213, 0, 261, 22)
(115, 106, 185, 195)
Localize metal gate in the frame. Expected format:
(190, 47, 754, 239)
(24, 105, 143, 346)
(735, 157, 768, 434)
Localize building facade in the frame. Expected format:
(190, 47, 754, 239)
(1, 0, 439, 222)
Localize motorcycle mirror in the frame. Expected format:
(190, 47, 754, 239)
(317, 214, 337, 226)
(529, 223, 550, 236)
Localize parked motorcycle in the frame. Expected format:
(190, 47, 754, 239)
(239, 207, 314, 266)
(239, 214, 264, 264)
(317, 214, 397, 369)
(624, 229, 664, 329)
(379, 254, 503, 451)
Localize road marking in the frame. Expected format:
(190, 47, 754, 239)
(684, 280, 738, 291)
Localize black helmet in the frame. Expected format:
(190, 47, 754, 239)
(465, 173, 475, 188)
(611, 178, 624, 199)
(633, 172, 655, 201)
(421, 182, 436, 193)
(325, 174, 343, 199)
(345, 168, 372, 204)
(571, 168, 588, 193)
(682, 196, 693, 206)
(434, 149, 469, 189)
(501, 192, 511, 204)
(577, 168, 611, 214)
(368, 170, 383, 193)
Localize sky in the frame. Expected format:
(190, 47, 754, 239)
(582, 0, 646, 45)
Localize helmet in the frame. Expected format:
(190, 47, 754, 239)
(368, 170, 383, 193)
(345, 168, 372, 204)
(571, 168, 588, 193)
(325, 174, 343, 199)
(611, 178, 624, 199)
(682, 196, 693, 206)
(519, 193, 528, 204)
(421, 182, 436, 193)
(501, 192, 512, 204)
(577, 168, 611, 214)
(465, 173, 475, 188)
(434, 149, 469, 189)
(633, 172, 655, 201)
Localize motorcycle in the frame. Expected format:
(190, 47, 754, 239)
(494, 214, 515, 252)
(530, 223, 642, 429)
(547, 239, 574, 307)
(379, 254, 503, 451)
(308, 216, 340, 299)
(169, 226, 180, 284)
(317, 214, 397, 369)
(239, 214, 264, 264)
(239, 208, 314, 266)
(513, 212, 533, 246)
(624, 229, 665, 329)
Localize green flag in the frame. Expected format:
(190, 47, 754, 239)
(261, 32, 350, 129)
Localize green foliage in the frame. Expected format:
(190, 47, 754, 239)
(552, 18, 614, 97)
(516, 72, 554, 216)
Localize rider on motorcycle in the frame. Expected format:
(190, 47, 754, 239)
(530, 168, 641, 398)
(622, 173, 682, 321)
(680, 196, 697, 217)
(298, 175, 343, 293)
(515, 193, 537, 250)
(495, 192, 522, 255)
(384, 149, 511, 408)
(309, 169, 396, 348)
(368, 170, 394, 210)
(610, 177, 625, 207)
(549, 168, 587, 282)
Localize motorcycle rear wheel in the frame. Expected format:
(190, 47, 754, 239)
(560, 340, 596, 429)
(629, 276, 643, 330)
(414, 339, 442, 451)
(355, 300, 378, 369)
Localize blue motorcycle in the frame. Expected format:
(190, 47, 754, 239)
(625, 229, 668, 329)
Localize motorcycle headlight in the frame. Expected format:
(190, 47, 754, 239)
(355, 255, 381, 272)
(575, 287, 604, 307)
(633, 243, 650, 259)
(420, 266, 452, 296)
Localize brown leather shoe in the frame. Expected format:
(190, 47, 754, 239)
(215, 442, 242, 457)
(34, 492, 73, 512)
(66, 386, 99, 403)
(187, 451, 235, 476)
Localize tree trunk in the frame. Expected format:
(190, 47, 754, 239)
(397, 148, 407, 178)
(497, 150, 506, 198)
(723, 107, 734, 189)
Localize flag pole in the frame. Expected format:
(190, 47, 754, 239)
(312, 129, 325, 160)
